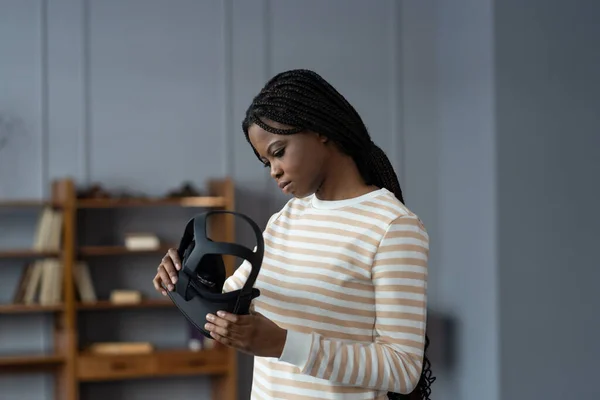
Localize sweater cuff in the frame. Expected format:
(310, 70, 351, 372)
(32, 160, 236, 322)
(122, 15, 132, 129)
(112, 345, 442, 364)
(278, 330, 313, 370)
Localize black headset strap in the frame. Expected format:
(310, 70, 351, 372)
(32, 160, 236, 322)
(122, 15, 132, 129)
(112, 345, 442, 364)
(191, 210, 264, 296)
(177, 218, 196, 258)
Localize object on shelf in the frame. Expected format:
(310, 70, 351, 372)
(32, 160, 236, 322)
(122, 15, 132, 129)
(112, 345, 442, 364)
(87, 342, 154, 355)
(76, 183, 111, 199)
(77, 183, 148, 200)
(12, 258, 63, 305)
(187, 321, 205, 352)
(109, 289, 142, 304)
(165, 181, 201, 198)
(33, 206, 63, 251)
(124, 232, 160, 250)
(74, 261, 97, 302)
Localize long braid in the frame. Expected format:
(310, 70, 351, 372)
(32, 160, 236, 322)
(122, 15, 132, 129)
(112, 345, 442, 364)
(242, 69, 435, 400)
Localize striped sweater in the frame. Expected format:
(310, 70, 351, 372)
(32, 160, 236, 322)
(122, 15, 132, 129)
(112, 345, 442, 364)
(222, 188, 429, 400)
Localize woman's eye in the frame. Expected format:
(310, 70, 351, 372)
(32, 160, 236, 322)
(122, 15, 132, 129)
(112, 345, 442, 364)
(273, 149, 285, 158)
(263, 162, 270, 168)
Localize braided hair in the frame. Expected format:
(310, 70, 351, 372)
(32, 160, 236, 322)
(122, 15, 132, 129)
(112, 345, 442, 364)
(242, 69, 435, 399)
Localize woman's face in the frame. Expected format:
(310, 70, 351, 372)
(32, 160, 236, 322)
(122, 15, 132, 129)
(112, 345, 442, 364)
(247, 120, 330, 198)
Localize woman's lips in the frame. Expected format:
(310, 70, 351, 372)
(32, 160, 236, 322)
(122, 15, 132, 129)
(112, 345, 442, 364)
(279, 181, 291, 193)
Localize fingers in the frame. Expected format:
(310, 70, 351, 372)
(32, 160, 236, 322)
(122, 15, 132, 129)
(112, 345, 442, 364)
(167, 248, 182, 271)
(152, 248, 181, 296)
(205, 313, 243, 342)
(152, 274, 167, 296)
(215, 311, 238, 323)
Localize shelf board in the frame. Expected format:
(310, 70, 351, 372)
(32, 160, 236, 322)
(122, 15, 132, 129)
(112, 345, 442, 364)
(77, 348, 229, 381)
(77, 196, 227, 209)
(0, 200, 55, 208)
(79, 245, 173, 257)
(0, 353, 64, 371)
(0, 249, 60, 259)
(77, 299, 174, 311)
(0, 303, 63, 314)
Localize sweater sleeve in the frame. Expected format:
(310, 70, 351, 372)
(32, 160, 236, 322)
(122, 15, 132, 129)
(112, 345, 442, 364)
(278, 215, 429, 394)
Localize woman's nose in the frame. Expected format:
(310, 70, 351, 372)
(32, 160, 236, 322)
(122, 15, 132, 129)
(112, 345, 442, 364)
(270, 163, 283, 179)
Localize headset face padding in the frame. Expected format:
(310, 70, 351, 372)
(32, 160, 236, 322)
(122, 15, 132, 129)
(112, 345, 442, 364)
(166, 210, 264, 339)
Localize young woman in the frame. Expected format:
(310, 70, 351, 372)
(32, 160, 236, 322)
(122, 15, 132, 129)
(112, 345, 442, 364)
(153, 69, 435, 400)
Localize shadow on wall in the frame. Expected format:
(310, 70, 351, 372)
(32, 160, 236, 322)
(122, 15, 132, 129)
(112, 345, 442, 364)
(427, 310, 457, 374)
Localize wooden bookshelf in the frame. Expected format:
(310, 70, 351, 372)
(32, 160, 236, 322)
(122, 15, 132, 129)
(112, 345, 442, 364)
(76, 299, 173, 311)
(0, 200, 56, 208)
(0, 249, 61, 259)
(0, 303, 63, 314)
(77, 196, 227, 209)
(0, 354, 65, 371)
(0, 177, 238, 400)
(77, 348, 229, 382)
(78, 245, 173, 257)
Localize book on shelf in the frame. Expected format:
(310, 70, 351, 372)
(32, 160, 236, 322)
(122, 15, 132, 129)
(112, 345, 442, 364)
(12, 258, 63, 305)
(8, 206, 66, 306)
(124, 232, 160, 250)
(10, 259, 97, 306)
(73, 261, 97, 303)
(32, 206, 63, 252)
(87, 341, 154, 355)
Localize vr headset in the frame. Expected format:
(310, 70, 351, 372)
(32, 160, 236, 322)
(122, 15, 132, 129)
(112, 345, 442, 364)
(166, 210, 264, 339)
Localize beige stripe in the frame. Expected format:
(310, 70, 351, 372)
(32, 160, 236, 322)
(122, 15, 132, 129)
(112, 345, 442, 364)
(376, 309, 427, 319)
(254, 312, 373, 341)
(258, 300, 376, 330)
(375, 296, 425, 306)
(273, 219, 381, 248)
(361, 200, 403, 216)
(259, 288, 423, 315)
(264, 238, 371, 271)
(392, 356, 407, 393)
(260, 275, 374, 305)
(382, 230, 428, 243)
(377, 337, 424, 350)
(373, 271, 427, 281)
(257, 288, 375, 316)
(374, 257, 428, 268)
(277, 212, 388, 234)
(309, 341, 322, 377)
(375, 284, 426, 295)
(340, 206, 397, 224)
(363, 345, 374, 387)
(334, 345, 348, 383)
(263, 252, 371, 281)
(266, 233, 375, 264)
(262, 262, 374, 292)
(374, 344, 385, 388)
(379, 243, 428, 253)
(286, 202, 309, 214)
(254, 360, 377, 394)
(322, 341, 336, 381)
(375, 312, 425, 324)
(349, 344, 360, 385)
(385, 224, 427, 236)
(377, 324, 425, 337)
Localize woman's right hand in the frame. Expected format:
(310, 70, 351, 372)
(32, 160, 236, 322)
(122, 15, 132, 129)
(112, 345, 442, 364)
(153, 248, 182, 296)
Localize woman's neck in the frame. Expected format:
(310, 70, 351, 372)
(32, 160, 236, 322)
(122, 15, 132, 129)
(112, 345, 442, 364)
(315, 154, 378, 201)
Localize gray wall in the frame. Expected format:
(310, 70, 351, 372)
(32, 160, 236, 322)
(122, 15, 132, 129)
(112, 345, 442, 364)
(0, 1, 403, 399)
(401, 1, 499, 399)
(402, 1, 600, 400)
(495, 0, 600, 398)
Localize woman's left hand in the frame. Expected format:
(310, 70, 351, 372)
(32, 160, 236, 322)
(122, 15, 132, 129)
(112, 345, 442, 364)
(205, 310, 287, 358)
